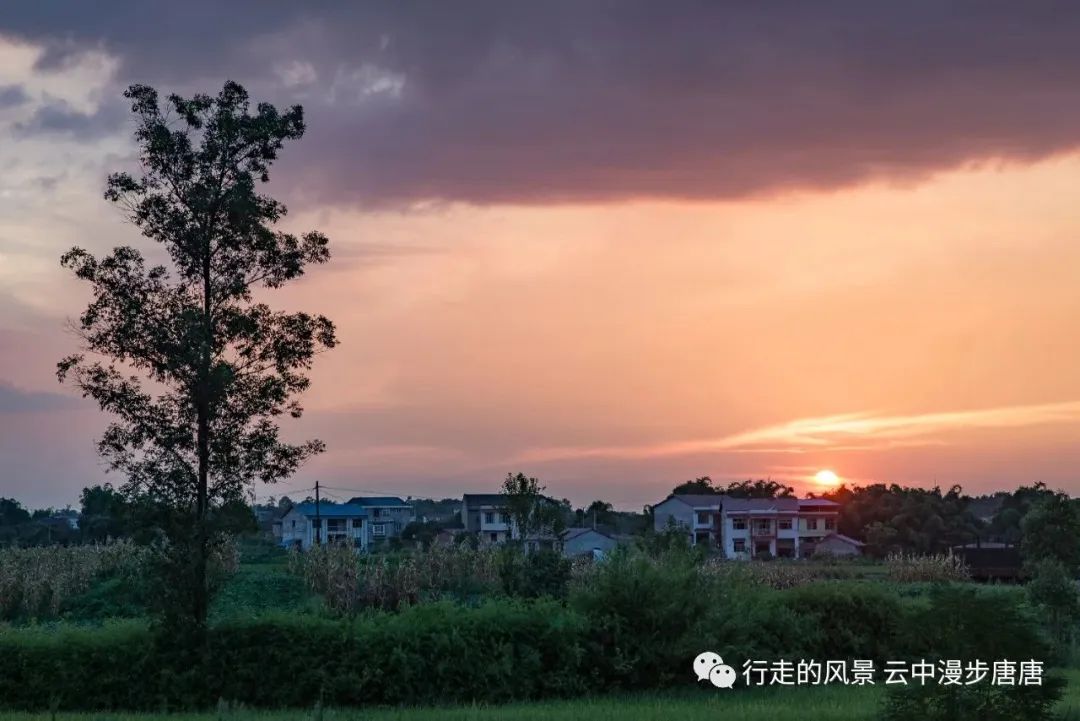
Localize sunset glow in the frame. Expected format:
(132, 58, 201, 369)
(813, 470, 840, 488)
(4, 7, 1080, 510)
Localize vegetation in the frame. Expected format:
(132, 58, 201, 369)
(56, 80, 336, 631)
(669, 476, 795, 498)
(884, 552, 970, 583)
(0, 541, 147, 620)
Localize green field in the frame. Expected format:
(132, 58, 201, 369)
(2, 673, 1080, 721)
(0, 685, 880, 721)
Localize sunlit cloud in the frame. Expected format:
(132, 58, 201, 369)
(517, 401, 1080, 464)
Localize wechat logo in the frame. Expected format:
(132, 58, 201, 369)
(694, 651, 737, 689)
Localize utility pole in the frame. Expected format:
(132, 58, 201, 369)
(314, 481, 321, 546)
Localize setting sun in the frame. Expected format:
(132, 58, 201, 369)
(814, 469, 840, 487)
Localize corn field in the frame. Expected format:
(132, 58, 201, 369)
(291, 543, 502, 613)
(884, 551, 970, 583)
(0, 540, 148, 620)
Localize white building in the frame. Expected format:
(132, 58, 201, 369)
(346, 496, 416, 546)
(651, 494, 845, 559)
(279, 502, 369, 551)
(461, 493, 518, 545)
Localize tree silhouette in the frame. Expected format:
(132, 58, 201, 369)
(58, 81, 336, 631)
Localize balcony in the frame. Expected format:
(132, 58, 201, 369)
(751, 524, 774, 538)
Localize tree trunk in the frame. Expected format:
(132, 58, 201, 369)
(193, 239, 213, 633)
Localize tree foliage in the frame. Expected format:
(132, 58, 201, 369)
(57, 81, 335, 629)
(500, 472, 565, 540)
(1020, 493, 1080, 573)
(669, 476, 794, 498)
(822, 483, 977, 556)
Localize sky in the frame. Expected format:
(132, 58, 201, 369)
(4, 2, 1080, 510)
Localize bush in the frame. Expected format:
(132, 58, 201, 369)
(902, 584, 1048, 661)
(0, 599, 591, 710)
(1026, 558, 1080, 654)
(880, 676, 1066, 721)
(780, 581, 910, 660)
(498, 547, 573, 599)
(884, 584, 1056, 720)
(568, 547, 804, 689)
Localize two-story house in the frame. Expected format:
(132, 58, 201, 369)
(347, 496, 415, 546)
(651, 493, 844, 559)
(651, 494, 724, 547)
(279, 502, 369, 550)
(461, 493, 516, 544)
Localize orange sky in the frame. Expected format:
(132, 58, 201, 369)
(7, 146, 1080, 508)
(253, 155, 1080, 507)
(3, 22, 1080, 509)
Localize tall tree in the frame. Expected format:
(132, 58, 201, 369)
(58, 82, 336, 630)
(501, 472, 565, 540)
(1021, 493, 1080, 573)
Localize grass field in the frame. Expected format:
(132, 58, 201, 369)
(0, 684, 880, 721)
(4, 671, 1080, 721)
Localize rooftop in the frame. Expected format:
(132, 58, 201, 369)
(347, 496, 411, 507)
(723, 497, 800, 513)
(463, 493, 509, 506)
(291, 502, 368, 519)
(668, 493, 725, 508)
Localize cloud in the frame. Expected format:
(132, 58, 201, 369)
(0, 380, 79, 413)
(4, 3, 1080, 205)
(0, 84, 29, 108)
(14, 97, 126, 140)
(518, 401, 1080, 463)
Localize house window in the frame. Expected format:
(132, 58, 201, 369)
(754, 520, 771, 534)
(326, 519, 346, 533)
(732, 518, 747, 530)
(696, 511, 710, 525)
(291, 520, 296, 529)
(372, 523, 386, 537)
(352, 518, 363, 529)
(373, 508, 383, 518)
(733, 539, 746, 553)
(825, 518, 836, 531)
(778, 519, 792, 530)
(806, 518, 819, 530)
(489, 532, 498, 543)
(485, 511, 495, 524)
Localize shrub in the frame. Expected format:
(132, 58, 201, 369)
(497, 547, 573, 599)
(0, 600, 591, 710)
(884, 584, 1056, 721)
(780, 581, 910, 660)
(902, 584, 1048, 661)
(1026, 558, 1080, 654)
(880, 675, 1066, 721)
(568, 547, 804, 689)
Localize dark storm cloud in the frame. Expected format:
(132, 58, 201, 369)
(5, 1, 1080, 205)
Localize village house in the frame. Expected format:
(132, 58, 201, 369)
(560, 527, 619, 559)
(279, 502, 369, 551)
(346, 496, 416, 546)
(651, 493, 851, 559)
(461, 493, 517, 544)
